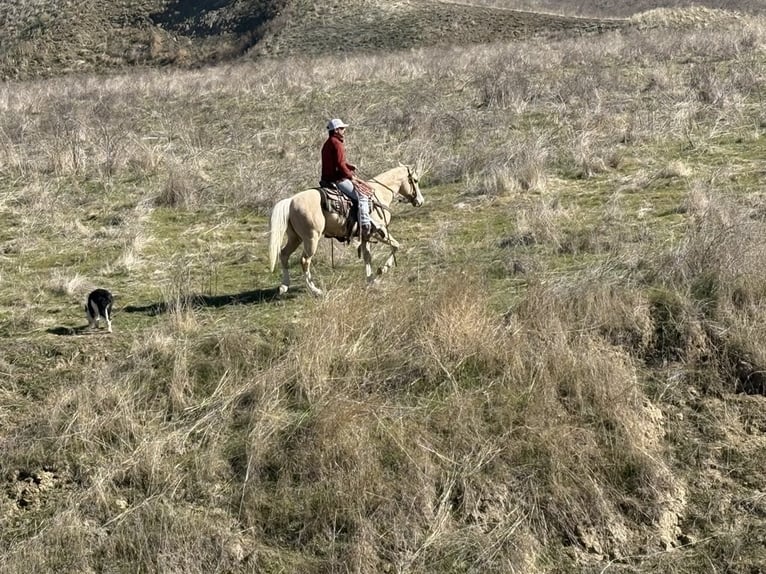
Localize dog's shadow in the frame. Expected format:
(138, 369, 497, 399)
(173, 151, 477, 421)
(124, 287, 287, 316)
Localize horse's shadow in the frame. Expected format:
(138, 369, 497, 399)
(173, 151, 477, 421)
(46, 325, 91, 336)
(124, 287, 287, 316)
(45, 288, 291, 335)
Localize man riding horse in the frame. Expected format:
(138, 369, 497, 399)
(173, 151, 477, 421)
(320, 118, 375, 240)
(270, 161, 424, 296)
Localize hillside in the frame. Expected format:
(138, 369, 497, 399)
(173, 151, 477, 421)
(0, 0, 644, 80)
(0, 0, 614, 80)
(0, 0, 286, 79)
(2, 0, 759, 80)
(461, 0, 766, 18)
(3, 2, 766, 573)
(248, 0, 624, 59)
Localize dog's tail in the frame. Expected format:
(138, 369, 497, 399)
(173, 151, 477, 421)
(269, 197, 292, 272)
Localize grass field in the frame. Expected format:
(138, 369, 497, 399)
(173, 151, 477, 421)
(2, 3, 766, 573)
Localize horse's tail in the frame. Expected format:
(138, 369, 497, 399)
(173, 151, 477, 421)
(269, 197, 292, 272)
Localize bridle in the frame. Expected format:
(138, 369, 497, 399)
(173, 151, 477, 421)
(404, 167, 421, 206)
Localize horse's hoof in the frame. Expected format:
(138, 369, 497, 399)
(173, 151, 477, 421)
(278, 284, 289, 295)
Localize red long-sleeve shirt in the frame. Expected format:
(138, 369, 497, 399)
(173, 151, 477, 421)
(321, 132, 355, 182)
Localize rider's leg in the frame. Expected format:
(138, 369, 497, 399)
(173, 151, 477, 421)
(336, 179, 356, 202)
(337, 179, 370, 237)
(357, 195, 370, 229)
(339, 180, 371, 234)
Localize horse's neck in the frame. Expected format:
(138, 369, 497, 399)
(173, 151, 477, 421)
(372, 168, 404, 205)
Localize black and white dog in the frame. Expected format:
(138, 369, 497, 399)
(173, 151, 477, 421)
(85, 288, 113, 333)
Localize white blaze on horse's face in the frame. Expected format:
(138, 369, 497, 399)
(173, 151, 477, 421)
(407, 168, 424, 207)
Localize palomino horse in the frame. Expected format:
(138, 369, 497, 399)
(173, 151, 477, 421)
(268, 164, 424, 296)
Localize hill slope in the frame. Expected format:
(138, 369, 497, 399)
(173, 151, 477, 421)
(1, 0, 756, 80)
(0, 0, 285, 79)
(249, 0, 624, 59)
(0, 0, 626, 79)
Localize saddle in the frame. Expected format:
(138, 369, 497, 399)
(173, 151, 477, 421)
(318, 182, 360, 243)
(318, 182, 352, 216)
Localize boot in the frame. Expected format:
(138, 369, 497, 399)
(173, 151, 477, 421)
(361, 224, 372, 240)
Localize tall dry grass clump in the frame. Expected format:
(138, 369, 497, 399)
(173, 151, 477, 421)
(1, 319, 290, 573)
(215, 275, 681, 571)
(154, 161, 210, 209)
(646, 183, 766, 395)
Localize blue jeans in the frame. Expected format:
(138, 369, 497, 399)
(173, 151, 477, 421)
(337, 179, 370, 226)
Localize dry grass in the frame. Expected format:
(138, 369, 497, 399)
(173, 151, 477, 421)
(3, 10, 766, 574)
(464, 0, 766, 18)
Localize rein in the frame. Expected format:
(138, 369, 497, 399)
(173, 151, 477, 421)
(359, 173, 395, 221)
(360, 169, 416, 208)
(366, 175, 397, 196)
(359, 169, 399, 199)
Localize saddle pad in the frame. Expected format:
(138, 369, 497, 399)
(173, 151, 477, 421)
(318, 187, 351, 217)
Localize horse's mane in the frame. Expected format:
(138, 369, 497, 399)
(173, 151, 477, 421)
(369, 164, 410, 191)
(376, 164, 409, 181)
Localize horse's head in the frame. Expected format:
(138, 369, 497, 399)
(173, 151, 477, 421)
(399, 164, 424, 207)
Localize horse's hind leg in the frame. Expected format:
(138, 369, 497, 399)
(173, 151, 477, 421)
(301, 233, 323, 296)
(278, 228, 302, 295)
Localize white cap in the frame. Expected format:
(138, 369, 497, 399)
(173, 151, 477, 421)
(327, 118, 349, 131)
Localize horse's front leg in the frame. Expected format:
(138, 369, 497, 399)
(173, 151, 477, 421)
(377, 236, 400, 276)
(360, 240, 375, 284)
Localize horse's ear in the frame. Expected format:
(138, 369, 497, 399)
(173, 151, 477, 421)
(413, 160, 423, 179)
(414, 154, 429, 179)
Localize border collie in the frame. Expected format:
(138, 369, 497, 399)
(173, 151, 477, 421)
(85, 288, 113, 333)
